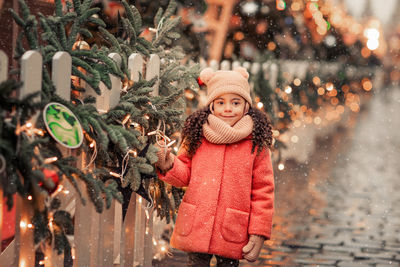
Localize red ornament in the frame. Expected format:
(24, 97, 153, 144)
(39, 169, 60, 194)
(197, 77, 205, 86)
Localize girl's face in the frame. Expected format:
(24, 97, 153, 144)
(212, 93, 246, 126)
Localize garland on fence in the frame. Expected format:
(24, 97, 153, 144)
(4, 0, 197, 256)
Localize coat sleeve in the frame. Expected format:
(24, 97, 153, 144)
(248, 148, 274, 239)
(156, 146, 192, 188)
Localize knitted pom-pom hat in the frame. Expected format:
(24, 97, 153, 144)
(199, 67, 252, 107)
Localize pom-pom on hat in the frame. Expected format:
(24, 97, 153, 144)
(199, 67, 252, 107)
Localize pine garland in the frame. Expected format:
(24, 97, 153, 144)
(4, 0, 198, 255)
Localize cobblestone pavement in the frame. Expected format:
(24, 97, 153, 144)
(154, 88, 400, 267)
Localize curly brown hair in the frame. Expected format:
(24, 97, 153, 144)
(182, 107, 273, 156)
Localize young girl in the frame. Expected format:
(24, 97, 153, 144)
(156, 67, 274, 266)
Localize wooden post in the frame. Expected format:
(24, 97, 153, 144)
(14, 50, 42, 267)
(43, 51, 72, 267)
(118, 53, 143, 267)
(143, 54, 159, 267)
(119, 194, 136, 267)
(131, 53, 146, 267)
(97, 53, 122, 267)
(74, 68, 99, 267)
(146, 54, 160, 96)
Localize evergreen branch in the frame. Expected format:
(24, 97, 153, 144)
(54, 0, 63, 17)
(99, 27, 121, 51)
(72, 0, 82, 15)
(153, 8, 163, 28)
(163, 0, 177, 19)
(121, 0, 142, 34)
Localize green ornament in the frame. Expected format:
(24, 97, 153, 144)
(43, 102, 83, 148)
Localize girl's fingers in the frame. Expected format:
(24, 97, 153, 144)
(242, 240, 254, 254)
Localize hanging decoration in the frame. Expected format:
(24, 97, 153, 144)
(43, 102, 84, 149)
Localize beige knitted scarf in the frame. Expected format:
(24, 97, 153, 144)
(202, 114, 253, 144)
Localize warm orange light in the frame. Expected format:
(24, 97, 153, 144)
(317, 87, 325, 95)
(328, 89, 337, 97)
(314, 116, 321, 125)
(336, 105, 345, 114)
(361, 47, 371, 58)
(267, 42, 276, 51)
(330, 97, 339, 105)
(293, 78, 301, 86)
(326, 82, 334, 91)
(233, 32, 244, 41)
(350, 103, 360, 112)
(291, 2, 301, 11)
(362, 79, 373, 91)
(313, 76, 321, 85)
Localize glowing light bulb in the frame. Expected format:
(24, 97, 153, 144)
(285, 86, 292, 94)
(20, 221, 27, 229)
(278, 163, 285, 170)
(326, 83, 334, 91)
(293, 78, 301, 86)
(367, 39, 379, 50)
(257, 102, 264, 109)
(364, 28, 380, 40)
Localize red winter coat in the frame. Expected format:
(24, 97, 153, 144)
(157, 136, 274, 259)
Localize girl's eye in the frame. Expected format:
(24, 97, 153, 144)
(233, 102, 240, 106)
(216, 101, 224, 105)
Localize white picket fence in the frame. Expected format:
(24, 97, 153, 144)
(0, 49, 159, 267)
(0, 49, 384, 267)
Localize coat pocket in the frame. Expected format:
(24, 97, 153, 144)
(221, 208, 249, 243)
(175, 201, 196, 236)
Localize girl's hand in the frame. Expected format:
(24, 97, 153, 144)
(155, 141, 175, 172)
(242, 235, 266, 262)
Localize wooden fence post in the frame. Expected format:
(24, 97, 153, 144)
(74, 69, 100, 267)
(143, 54, 159, 267)
(96, 52, 122, 267)
(14, 50, 42, 267)
(42, 51, 73, 267)
(118, 53, 143, 267)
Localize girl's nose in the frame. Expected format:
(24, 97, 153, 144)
(224, 104, 232, 112)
